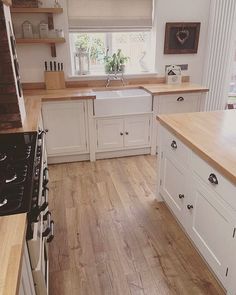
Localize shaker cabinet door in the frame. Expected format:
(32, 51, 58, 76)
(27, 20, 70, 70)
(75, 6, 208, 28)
(187, 176, 234, 289)
(160, 152, 187, 225)
(42, 101, 88, 156)
(96, 118, 124, 151)
(124, 115, 151, 148)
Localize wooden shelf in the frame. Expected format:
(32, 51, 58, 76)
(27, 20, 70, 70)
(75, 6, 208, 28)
(11, 7, 63, 14)
(16, 38, 66, 44)
(11, 7, 65, 57)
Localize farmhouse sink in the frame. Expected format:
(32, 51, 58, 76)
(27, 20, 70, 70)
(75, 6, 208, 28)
(93, 88, 152, 116)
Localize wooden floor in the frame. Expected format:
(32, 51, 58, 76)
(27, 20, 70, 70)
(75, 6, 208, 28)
(48, 155, 225, 295)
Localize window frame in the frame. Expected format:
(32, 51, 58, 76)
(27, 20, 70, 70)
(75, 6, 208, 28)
(69, 29, 157, 77)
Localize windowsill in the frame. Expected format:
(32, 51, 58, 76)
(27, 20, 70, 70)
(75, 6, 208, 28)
(67, 72, 159, 81)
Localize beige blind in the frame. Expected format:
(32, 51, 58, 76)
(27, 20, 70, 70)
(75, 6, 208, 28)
(67, 0, 153, 30)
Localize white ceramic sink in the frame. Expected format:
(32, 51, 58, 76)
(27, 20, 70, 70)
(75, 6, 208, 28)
(93, 88, 152, 116)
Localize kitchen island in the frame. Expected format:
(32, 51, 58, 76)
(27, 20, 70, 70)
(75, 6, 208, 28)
(157, 110, 236, 295)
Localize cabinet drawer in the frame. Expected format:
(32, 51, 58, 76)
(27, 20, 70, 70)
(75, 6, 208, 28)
(158, 93, 200, 114)
(161, 127, 189, 164)
(192, 152, 236, 210)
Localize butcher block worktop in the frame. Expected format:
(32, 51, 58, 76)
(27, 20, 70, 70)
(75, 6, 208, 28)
(0, 214, 27, 295)
(0, 82, 207, 134)
(142, 82, 208, 95)
(157, 110, 236, 185)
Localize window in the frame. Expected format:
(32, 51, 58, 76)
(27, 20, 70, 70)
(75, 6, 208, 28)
(69, 31, 154, 76)
(228, 41, 236, 107)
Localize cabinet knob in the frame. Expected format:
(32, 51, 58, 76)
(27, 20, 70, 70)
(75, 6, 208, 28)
(120, 132, 124, 136)
(171, 140, 177, 149)
(179, 194, 184, 199)
(208, 173, 218, 185)
(187, 204, 193, 210)
(177, 96, 184, 102)
(125, 132, 129, 135)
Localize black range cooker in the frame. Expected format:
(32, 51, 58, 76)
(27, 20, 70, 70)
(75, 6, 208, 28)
(0, 131, 38, 216)
(0, 131, 53, 240)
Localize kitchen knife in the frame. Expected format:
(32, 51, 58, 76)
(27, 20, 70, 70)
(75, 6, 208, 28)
(50, 61, 52, 71)
(58, 63, 60, 71)
(54, 61, 57, 71)
(44, 61, 48, 71)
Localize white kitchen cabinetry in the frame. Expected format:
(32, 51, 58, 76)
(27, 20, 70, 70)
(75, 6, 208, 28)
(157, 93, 201, 114)
(42, 101, 88, 157)
(97, 118, 124, 150)
(158, 125, 236, 293)
(160, 152, 188, 225)
(187, 175, 234, 288)
(124, 116, 151, 148)
(19, 243, 36, 295)
(96, 115, 151, 152)
(153, 92, 206, 153)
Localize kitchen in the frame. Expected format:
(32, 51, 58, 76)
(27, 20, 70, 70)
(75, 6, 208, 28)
(0, 0, 236, 295)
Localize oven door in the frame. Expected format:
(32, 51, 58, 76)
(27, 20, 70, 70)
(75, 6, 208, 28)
(32, 237, 49, 295)
(27, 214, 43, 270)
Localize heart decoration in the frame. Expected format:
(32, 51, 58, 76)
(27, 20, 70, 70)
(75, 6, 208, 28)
(176, 29, 190, 45)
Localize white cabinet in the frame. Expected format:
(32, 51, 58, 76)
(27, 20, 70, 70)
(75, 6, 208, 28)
(157, 93, 201, 114)
(153, 92, 205, 153)
(42, 101, 88, 156)
(124, 116, 151, 148)
(97, 118, 124, 150)
(158, 125, 236, 293)
(96, 115, 151, 151)
(187, 176, 234, 288)
(160, 152, 187, 225)
(19, 243, 36, 295)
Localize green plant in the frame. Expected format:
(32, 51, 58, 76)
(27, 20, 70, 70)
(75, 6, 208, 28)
(104, 49, 129, 73)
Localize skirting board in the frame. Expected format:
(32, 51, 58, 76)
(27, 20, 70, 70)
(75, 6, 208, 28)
(47, 148, 152, 164)
(96, 148, 151, 160)
(48, 153, 90, 164)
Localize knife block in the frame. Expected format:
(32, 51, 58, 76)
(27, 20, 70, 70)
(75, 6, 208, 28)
(44, 71, 66, 90)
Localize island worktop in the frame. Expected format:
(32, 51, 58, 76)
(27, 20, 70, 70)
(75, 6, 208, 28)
(157, 110, 236, 185)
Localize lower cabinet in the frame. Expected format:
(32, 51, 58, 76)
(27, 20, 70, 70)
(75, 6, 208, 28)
(96, 115, 151, 151)
(186, 176, 234, 288)
(160, 151, 187, 225)
(159, 125, 236, 292)
(19, 243, 36, 295)
(42, 101, 88, 156)
(96, 118, 124, 150)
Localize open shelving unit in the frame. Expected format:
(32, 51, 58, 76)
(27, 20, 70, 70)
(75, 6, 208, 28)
(11, 7, 63, 14)
(16, 38, 65, 44)
(11, 7, 64, 57)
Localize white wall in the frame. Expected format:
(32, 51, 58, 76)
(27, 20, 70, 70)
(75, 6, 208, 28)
(15, 0, 211, 83)
(155, 0, 211, 83)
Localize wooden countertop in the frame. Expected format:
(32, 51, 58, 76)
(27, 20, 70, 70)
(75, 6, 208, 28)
(0, 82, 208, 134)
(141, 83, 208, 95)
(157, 110, 236, 185)
(0, 214, 27, 295)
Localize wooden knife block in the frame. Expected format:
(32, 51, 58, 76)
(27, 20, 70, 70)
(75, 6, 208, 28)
(44, 71, 66, 90)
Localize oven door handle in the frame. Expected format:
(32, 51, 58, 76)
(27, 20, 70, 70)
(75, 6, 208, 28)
(43, 167, 49, 187)
(47, 221, 54, 243)
(42, 211, 51, 237)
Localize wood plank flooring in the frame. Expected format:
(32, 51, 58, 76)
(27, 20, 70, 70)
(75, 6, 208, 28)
(48, 155, 225, 295)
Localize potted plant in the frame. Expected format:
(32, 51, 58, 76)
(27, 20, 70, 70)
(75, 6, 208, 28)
(104, 49, 129, 74)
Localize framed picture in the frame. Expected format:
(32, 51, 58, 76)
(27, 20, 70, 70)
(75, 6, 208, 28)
(164, 22, 201, 54)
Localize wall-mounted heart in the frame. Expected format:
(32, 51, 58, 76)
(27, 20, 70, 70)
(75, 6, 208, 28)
(176, 30, 190, 45)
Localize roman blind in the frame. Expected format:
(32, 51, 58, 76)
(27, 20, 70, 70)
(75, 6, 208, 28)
(67, 0, 153, 31)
